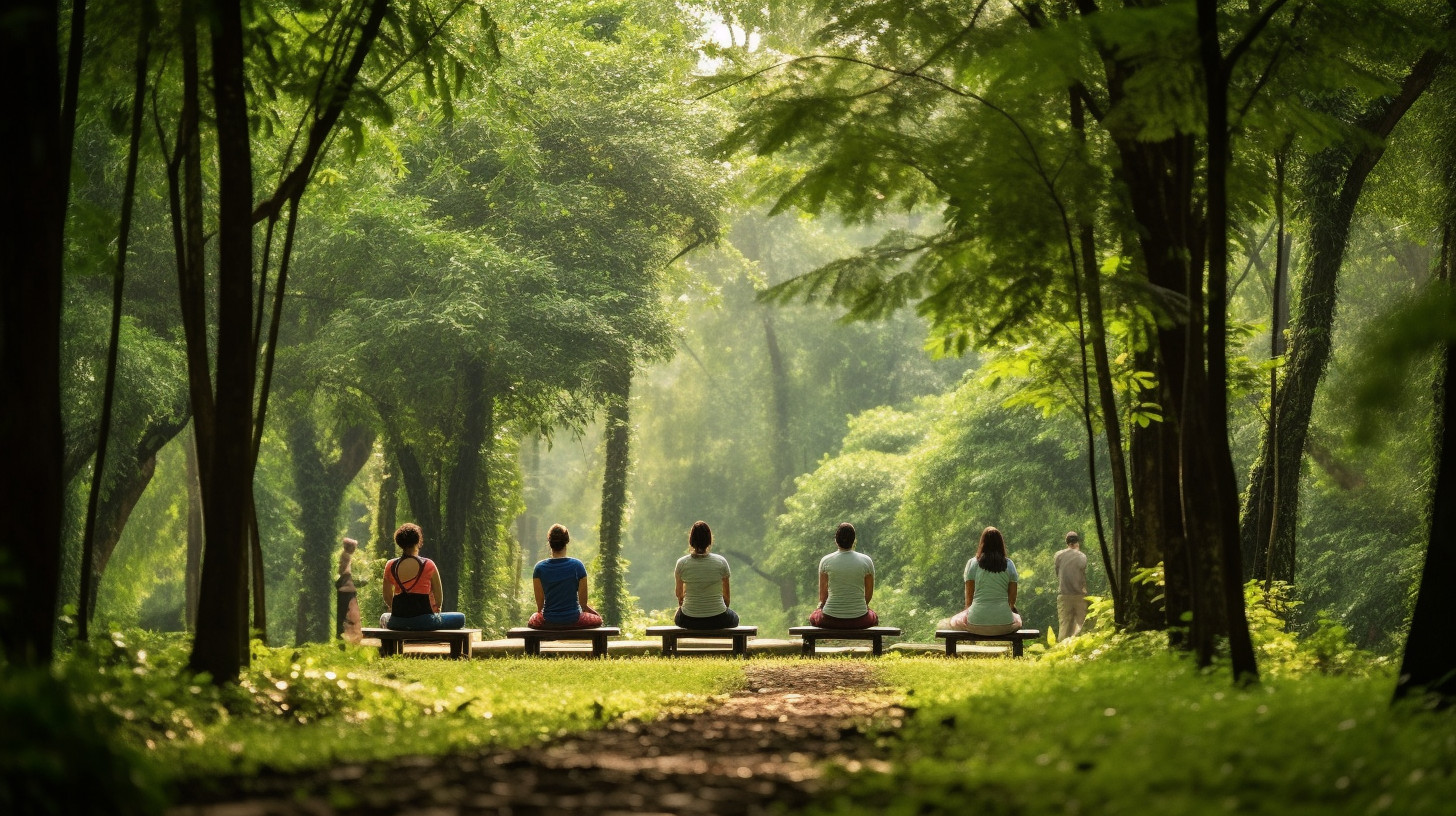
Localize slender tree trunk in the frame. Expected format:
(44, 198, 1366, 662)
(598, 364, 634, 627)
(190, 0, 257, 682)
(1241, 49, 1444, 584)
(467, 395, 497, 622)
(1395, 225, 1455, 705)
(762, 312, 794, 513)
(374, 451, 398, 558)
(392, 439, 442, 548)
(185, 424, 204, 631)
(515, 433, 540, 610)
(0, 0, 66, 666)
(1196, 0, 1258, 682)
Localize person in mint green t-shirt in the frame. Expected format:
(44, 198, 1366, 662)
(946, 526, 1023, 635)
(674, 520, 739, 630)
(808, 523, 878, 629)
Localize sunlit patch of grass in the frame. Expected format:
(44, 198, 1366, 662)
(821, 654, 1456, 815)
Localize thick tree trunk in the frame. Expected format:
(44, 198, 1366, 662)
(1127, 383, 1169, 632)
(392, 440, 442, 549)
(190, 0, 256, 682)
(466, 394, 497, 622)
(441, 359, 490, 614)
(598, 364, 633, 627)
(1241, 49, 1444, 584)
(289, 415, 375, 644)
(0, 0, 66, 667)
(374, 452, 398, 558)
(1395, 227, 1455, 705)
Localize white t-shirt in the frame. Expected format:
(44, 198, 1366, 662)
(819, 548, 874, 618)
(675, 552, 730, 617)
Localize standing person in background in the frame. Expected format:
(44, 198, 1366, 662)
(945, 526, 1022, 636)
(335, 537, 363, 641)
(1055, 530, 1089, 640)
(529, 524, 603, 629)
(809, 522, 878, 629)
(674, 521, 738, 630)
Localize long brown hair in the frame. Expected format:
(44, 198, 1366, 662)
(975, 526, 1008, 573)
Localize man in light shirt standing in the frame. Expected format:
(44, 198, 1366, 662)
(1054, 531, 1088, 640)
(809, 522, 878, 629)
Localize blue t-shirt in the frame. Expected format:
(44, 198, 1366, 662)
(534, 557, 588, 623)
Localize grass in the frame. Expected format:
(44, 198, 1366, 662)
(812, 648, 1456, 815)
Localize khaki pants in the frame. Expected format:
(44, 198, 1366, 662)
(1057, 595, 1088, 640)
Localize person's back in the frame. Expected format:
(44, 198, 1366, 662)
(674, 521, 738, 630)
(809, 523, 878, 629)
(529, 524, 602, 629)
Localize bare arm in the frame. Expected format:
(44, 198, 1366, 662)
(675, 575, 685, 606)
(818, 572, 829, 607)
(864, 573, 874, 604)
(1008, 582, 1018, 612)
(382, 578, 396, 611)
(533, 577, 544, 612)
(964, 580, 974, 609)
(722, 575, 731, 607)
(430, 574, 443, 613)
(579, 577, 597, 615)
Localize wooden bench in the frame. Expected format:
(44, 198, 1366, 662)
(936, 628, 1042, 657)
(361, 628, 479, 659)
(645, 625, 757, 656)
(789, 626, 902, 656)
(507, 627, 620, 657)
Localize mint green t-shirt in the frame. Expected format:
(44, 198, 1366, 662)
(964, 557, 1019, 626)
(675, 552, 730, 617)
(819, 548, 875, 618)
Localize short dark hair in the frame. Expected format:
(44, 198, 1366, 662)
(835, 522, 856, 549)
(689, 520, 712, 553)
(394, 523, 422, 549)
(547, 524, 570, 551)
(1065, 531, 1081, 545)
(976, 526, 1008, 573)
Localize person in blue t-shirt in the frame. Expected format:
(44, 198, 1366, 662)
(528, 524, 602, 629)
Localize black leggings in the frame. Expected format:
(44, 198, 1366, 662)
(675, 607, 740, 630)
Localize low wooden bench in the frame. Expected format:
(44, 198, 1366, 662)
(789, 626, 902, 656)
(936, 628, 1042, 657)
(361, 627, 480, 659)
(645, 625, 757, 656)
(507, 627, 620, 657)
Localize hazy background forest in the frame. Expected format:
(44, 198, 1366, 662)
(59, 0, 1441, 657)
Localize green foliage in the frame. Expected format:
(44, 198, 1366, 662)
(835, 652, 1450, 816)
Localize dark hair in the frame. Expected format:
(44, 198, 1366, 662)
(976, 526, 1009, 573)
(835, 522, 856, 549)
(1065, 531, 1081, 545)
(394, 523, 422, 550)
(689, 521, 712, 554)
(547, 524, 570, 551)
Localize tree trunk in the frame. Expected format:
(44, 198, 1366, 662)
(392, 439, 442, 550)
(442, 359, 490, 614)
(1395, 226, 1455, 705)
(289, 414, 374, 643)
(467, 393, 497, 623)
(598, 364, 633, 627)
(762, 312, 795, 512)
(189, 0, 257, 682)
(1241, 49, 1444, 584)
(514, 433, 540, 614)
(0, 0, 66, 667)
(374, 450, 398, 558)
(1127, 383, 1169, 632)
(185, 424, 204, 631)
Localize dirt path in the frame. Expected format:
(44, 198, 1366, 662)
(171, 662, 904, 815)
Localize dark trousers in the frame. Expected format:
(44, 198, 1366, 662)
(336, 591, 356, 637)
(675, 608, 740, 630)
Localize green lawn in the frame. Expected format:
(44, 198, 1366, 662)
(816, 650, 1456, 815)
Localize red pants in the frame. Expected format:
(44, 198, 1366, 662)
(809, 608, 879, 629)
(527, 611, 603, 629)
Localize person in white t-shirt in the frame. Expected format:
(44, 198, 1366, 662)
(808, 522, 878, 629)
(674, 521, 738, 630)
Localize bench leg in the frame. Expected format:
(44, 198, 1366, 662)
(663, 636, 675, 657)
(946, 640, 958, 657)
(872, 637, 883, 656)
(1012, 639, 1024, 658)
(593, 636, 607, 657)
(450, 639, 465, 659)
(524, 639, 540, 656)
(801, 637, 815, 657)
(733, 635, 747, 657)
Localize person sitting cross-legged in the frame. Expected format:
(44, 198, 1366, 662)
(379, 523, 466, 631)
(808, 522, 879, 629)
(944, 526, 1023, 636)
(674, 520, 739, 630)
(528, 524, 603, 630)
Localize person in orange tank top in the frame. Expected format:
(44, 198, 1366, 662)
(379, 523, 465, 631)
